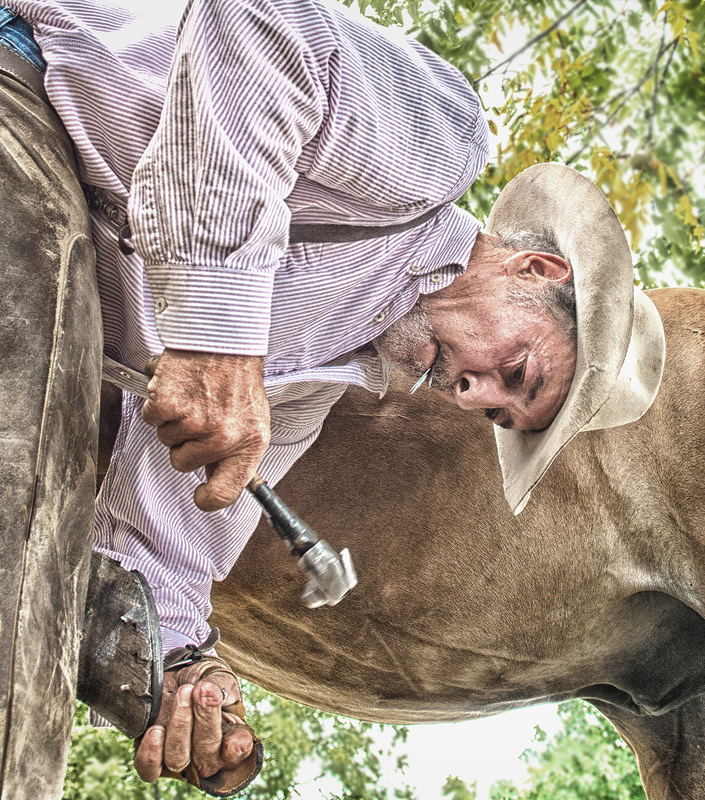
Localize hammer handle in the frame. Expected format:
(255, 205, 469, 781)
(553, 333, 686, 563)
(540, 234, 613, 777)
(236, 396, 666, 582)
(247, 474, 319, 557)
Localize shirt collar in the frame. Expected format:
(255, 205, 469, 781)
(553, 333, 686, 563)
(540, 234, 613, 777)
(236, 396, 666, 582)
(413, 203, 481, 291)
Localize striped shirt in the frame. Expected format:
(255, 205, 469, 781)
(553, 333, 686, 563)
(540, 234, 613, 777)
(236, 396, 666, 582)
(9, 0, 489, 650)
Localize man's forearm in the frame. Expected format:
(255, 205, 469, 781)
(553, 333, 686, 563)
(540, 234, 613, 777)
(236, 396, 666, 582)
(129, 0, 325, 357)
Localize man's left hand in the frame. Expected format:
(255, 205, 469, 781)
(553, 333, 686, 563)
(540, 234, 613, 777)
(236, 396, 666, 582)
(134, 662, 258, 793)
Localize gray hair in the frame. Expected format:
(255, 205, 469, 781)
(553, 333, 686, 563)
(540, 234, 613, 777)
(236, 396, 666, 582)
(496, 229, 576, 336)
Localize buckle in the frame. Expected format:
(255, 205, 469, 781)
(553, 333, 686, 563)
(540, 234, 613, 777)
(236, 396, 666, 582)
(163, 628, 221, 672)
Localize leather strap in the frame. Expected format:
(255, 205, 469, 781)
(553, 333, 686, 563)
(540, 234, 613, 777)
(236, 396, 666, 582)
(87, 183, 447, 249)
(163, 627, 221, 672)
(0, 41, 47, 103)
(289, 201, 447, 243)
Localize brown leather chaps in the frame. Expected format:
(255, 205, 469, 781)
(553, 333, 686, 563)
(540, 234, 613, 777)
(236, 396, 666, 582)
(0, 69, 101, 797)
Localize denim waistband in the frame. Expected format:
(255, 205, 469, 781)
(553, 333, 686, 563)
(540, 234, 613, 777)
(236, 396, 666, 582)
(0, 8, 46, 72)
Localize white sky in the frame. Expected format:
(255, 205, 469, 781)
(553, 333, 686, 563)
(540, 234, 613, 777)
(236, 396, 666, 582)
(291, 705, 564, 799)
(393, 706, 563, 799)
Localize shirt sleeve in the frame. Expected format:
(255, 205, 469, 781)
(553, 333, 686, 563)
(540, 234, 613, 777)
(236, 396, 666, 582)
(92, 382, 348, 655)
(128, 0, 326, 356)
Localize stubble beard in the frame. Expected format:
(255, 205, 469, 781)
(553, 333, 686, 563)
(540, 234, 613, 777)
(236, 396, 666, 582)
(373, 302, 431, 374)
(372, 302, 455, 392)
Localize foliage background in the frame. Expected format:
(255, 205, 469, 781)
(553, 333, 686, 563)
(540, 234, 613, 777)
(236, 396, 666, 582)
(63, 695, 647, 800)
(66, 0, 703, 797)
(350, 0, 704, 286)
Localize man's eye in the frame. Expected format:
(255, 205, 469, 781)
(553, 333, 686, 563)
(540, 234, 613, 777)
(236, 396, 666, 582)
(508, 363, 526, 387)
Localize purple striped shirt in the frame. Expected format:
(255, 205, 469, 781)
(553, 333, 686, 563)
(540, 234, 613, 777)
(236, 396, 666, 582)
(9, 0, 489, 650)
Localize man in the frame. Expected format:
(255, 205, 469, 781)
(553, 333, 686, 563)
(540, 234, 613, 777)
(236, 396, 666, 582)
(0, 0, 662, 796)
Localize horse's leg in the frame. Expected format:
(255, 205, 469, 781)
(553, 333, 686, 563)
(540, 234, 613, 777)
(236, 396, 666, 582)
(593, 696, 705, 800)
(0, 73, 101, 797)
(579, 591, 705, 800)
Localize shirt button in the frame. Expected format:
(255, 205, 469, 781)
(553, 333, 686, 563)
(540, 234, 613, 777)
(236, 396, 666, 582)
(430, 273, 443, 284)
(373, 311, 387, 323)
(409, 264, 422, 273)
(155, 297, 168, 313)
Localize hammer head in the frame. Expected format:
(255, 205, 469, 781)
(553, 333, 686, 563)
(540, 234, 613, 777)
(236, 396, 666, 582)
(299, 542, 358, 608)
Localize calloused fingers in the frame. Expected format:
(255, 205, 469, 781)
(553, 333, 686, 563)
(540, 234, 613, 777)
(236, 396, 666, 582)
(191, 681, 228, 778)
(221, 720, 255, 767)
(167, 424, 268, 474)
(193, 456, 259, 512)
(163, 684, 195, 774)
(168, 434, 233, 474)
(134, 726, 166, 782)
(141, 391, 182, 427)
(153, 417, 205, 449)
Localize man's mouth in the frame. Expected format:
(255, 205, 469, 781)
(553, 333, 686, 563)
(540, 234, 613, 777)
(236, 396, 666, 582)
(483, 408, 500, 421)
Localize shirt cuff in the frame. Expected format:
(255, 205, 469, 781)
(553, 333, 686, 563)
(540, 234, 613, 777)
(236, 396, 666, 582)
(146, 265, 276, 355)
(160, 626, 216, 656)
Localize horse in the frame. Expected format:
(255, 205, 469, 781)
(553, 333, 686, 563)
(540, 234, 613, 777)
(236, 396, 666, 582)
(211, 288, 705, 800)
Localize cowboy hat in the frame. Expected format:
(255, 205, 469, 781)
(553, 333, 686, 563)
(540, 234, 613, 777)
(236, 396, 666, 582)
(486, 163, 666, 514)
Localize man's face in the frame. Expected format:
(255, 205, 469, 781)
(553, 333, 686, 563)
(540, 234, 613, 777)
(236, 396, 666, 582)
(375, 273, 577, 432)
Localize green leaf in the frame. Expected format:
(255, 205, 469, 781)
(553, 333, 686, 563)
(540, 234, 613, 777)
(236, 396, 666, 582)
(628, 9, 642, 28)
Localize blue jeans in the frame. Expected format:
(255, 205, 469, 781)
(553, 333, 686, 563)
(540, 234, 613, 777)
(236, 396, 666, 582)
(0, 7, 45, 71)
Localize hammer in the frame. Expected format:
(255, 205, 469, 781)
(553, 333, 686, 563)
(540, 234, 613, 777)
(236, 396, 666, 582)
(247, 473, 357, 608)
(136, 355, 357, 608)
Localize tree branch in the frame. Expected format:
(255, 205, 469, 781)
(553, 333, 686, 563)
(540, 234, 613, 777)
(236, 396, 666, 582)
(565, 131, 599, 166)
(647, 14, 667, 145)
(592, 7, 626, 41)
(660, 34, 678, 81)
(605, 37, 678, 126)
(565, 35, 679, 165)
(473, 0, 590, 89)
(592, 35, 678, 118)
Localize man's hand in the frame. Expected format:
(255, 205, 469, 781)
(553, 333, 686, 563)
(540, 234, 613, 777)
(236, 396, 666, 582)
(142, 349, 270, 511)
(134, 663, 259, 794)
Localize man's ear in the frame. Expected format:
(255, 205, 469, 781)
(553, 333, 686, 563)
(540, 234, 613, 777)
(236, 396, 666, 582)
(507, 251, 572, 284)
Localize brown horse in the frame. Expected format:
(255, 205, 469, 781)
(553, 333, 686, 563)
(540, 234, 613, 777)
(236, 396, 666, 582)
(210, 288, 705, 800)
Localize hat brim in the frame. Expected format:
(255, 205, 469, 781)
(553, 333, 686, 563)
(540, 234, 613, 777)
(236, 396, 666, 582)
(486, 164, 665, 514)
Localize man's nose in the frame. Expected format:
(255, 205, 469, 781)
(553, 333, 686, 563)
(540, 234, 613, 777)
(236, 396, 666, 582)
(452, 372, 509, 410)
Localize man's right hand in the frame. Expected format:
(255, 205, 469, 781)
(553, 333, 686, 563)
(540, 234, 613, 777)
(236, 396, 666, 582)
(142, 349, 270, 511)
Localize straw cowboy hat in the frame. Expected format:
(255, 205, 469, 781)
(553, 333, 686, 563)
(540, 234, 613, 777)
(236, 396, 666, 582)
(487, 163, 666, 514)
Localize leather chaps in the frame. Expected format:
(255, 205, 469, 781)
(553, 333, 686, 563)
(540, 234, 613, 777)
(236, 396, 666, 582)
(0, 69, 101, 797)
